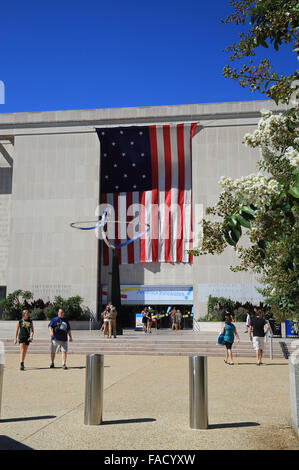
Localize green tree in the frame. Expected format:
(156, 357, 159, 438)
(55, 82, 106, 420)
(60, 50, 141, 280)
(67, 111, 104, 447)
(189, 1, 299, 322)
(222, 0, 299, 103)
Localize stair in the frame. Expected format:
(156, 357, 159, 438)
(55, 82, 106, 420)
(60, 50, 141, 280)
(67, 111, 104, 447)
(1, 337, 290, 358)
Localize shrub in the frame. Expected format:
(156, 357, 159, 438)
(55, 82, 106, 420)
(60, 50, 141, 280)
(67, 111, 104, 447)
(44, 305, 58, 321)
(0, 290, 92, 321)
(206, 295, 271, 321)
(233, 307, 248, 322)
(44, 296, 89, 321)
(29, 308, 45, 320)
(0, 290, 33, 320)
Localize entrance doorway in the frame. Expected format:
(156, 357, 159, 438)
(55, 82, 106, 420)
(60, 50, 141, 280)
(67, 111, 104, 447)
(117, 304, 193, 329)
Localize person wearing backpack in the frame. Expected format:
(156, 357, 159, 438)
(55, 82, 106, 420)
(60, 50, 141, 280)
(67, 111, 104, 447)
(48, 308, 72, 369)
(220, 313, 240, 365)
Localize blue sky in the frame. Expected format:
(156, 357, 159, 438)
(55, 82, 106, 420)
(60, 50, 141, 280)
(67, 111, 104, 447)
(0, 0, 296, 113)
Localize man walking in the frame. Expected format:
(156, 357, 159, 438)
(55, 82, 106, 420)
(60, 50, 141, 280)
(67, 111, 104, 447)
(48, 308, 72, 369)
(249, 309, 269, 365)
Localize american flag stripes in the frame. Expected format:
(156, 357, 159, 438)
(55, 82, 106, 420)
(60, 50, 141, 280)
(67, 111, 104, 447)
(96, 123, 197, 265)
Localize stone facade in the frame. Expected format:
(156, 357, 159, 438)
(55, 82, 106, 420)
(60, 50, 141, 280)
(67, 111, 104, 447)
(0, 100, 286, 317)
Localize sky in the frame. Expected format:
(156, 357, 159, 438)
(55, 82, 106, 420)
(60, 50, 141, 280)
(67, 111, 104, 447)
(0, 0, 296, 113)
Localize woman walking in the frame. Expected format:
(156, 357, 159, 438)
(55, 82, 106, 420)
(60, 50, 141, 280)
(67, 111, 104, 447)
(141, 307, 148, 333)
(169, 307, 177, 330)
(146, 307, 153, 334)
(14, 309, 34, 370)
(221, 313, 240, 365)
(102, 309, 110, 337)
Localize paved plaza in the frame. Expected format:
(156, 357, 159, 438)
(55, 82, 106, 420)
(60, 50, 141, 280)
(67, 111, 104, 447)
(0, 346, 299, 451)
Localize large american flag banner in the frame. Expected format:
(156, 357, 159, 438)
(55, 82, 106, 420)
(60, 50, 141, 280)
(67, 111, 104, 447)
(96, 123, 197, 265)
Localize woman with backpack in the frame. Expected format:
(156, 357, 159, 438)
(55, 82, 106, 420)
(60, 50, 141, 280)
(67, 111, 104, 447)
(220, 313, 240, 365)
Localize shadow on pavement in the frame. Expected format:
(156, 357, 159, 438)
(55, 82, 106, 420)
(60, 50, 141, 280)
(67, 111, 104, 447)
(237, 362, 288, 366)
(0, 415, 56, 423)
(103, 418, 156, 425)
(0, 436, 33, 450)
(25, 366, 86, 371)
(209, 422, 260, 429)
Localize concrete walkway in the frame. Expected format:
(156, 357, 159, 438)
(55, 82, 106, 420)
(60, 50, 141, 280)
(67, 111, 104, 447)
(0, 352, 299, 450)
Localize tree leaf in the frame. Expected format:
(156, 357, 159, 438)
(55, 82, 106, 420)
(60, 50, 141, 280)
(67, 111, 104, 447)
(223, 229, 236, 246)
(236, 214, 251, 228)
(288, 186, 299, 199)
(241, 205, 256, 219)
(230, 226, 242, 243)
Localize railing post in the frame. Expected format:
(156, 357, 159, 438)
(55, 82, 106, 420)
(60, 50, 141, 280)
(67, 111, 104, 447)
(189, 356, 208, 429)
(84, 354, 104, 425)
(269, 332, 273, 360)
(267, 321, 273, 360)
(0, 342, 4, 419)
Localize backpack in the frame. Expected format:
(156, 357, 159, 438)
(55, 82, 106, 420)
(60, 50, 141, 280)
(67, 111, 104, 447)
(54, 319, 68, 340)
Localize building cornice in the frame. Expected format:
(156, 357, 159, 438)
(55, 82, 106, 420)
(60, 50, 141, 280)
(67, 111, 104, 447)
(0, 100, 287, 131)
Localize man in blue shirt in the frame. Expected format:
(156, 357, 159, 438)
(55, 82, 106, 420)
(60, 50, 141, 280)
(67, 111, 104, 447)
(48, 308, 72, 369)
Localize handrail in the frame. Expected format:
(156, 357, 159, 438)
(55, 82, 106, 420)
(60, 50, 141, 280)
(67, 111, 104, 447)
(266, 320, 273, 360)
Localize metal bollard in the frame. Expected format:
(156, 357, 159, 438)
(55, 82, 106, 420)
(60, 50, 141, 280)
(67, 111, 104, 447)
(189, 356, 208, 429)
(0, 341, 4, 419)
(84, 354, 104, 425)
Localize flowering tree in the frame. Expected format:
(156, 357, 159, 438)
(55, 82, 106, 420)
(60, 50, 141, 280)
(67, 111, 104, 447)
(190, 109, 298, 321)
(189, 1, 299, 322)
(222, 0, 298, 104)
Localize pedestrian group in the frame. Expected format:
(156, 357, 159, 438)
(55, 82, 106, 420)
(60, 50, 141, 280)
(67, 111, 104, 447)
(219, 308, 270, 366)
(14, 304, 271, 370)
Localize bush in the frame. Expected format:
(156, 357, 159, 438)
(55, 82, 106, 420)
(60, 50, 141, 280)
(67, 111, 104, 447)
(29, 308, 45, 320)
(44, 305, 59, 321)
(63, 296, 84, 320)
(233, 307, 248, 322)
(206, 295, 270, 321)
(44, 296, 90, 321)
(0, 290, 33, 320)
(0, 290, 92, 321)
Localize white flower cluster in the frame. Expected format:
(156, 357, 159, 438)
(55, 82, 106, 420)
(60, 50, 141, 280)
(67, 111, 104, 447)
(219, 173, 280, 207)
(285, 146, 299, 168)
(243, 110, 291, 153)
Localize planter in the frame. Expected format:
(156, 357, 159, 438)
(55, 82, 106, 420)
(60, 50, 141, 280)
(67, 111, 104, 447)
(0, 320, 98, 339)
(194, 322, 247, 333)
(194, 321, 286, 337)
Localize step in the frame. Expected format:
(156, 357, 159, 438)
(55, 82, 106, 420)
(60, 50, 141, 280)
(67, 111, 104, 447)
(2, 346, 286, 358)
(2, 336, 289, 359)
(0, 337, 287, 345)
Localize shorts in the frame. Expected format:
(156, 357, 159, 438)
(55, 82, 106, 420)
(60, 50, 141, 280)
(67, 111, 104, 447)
(50, 339, 68, 353)
(252, 336, 264, 350)
(19, 339, 30, 346)
(223, 341, 233, 350)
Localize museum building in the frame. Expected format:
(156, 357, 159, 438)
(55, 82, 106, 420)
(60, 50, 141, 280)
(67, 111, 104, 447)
(0, 100, 284, 327)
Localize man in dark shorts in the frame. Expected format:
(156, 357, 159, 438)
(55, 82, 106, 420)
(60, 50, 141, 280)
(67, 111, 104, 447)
(249, 310, 270, 365)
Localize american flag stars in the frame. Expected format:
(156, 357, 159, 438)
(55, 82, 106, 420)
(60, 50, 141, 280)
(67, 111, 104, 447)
(97, 126, 152, 194)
